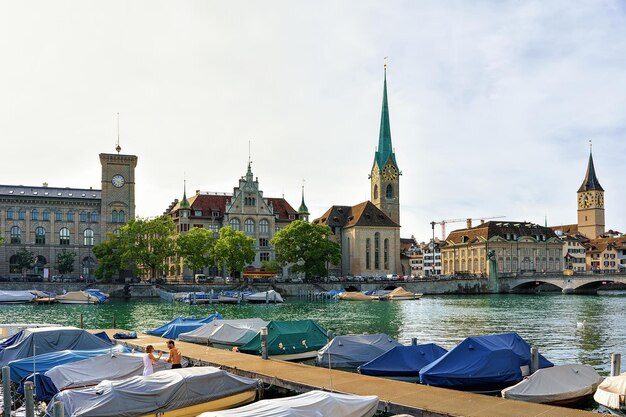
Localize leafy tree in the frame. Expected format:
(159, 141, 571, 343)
(14, 247, 34, 277)
(261, 260, 281, 274)
(0, 235, 4, 246)
(176, 227, 216, 273)
(56, 249, 76, 274)
(213, 226, 255, 277)
(121, 216, 177, 279)
(271, 220, 341, 280)
(92, 234, 125, 281)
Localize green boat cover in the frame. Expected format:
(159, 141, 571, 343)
(239, 320, 328, 356)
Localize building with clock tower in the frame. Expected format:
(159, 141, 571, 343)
(370, 65, 401, 226)
(577, 148, 605, 239)
(100, 149, 138, 235)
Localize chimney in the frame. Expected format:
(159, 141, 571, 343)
(466, 218, 472, 228)
(42, 182, 48, 187)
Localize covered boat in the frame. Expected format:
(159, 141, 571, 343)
(239, 320, 328, 360)
(358, 343, 448, 382)
(145, 313, 223, 338)
(501, 364, 603, 404)
(419, 332, 553, 392)
(594, 373, 626, 411)
(179, 318, 269, 347)
(0, 290, 36, 303)
(56, 291, 101, 304)
(338, 292, 380, 301)
(380, 287, 422, 300)
(317, 334, 402, 369)
(0, 326, 114, 366)
(198, 390, 379, 417)
(244, 290, 283, 303)
(48, 366, 259, 417)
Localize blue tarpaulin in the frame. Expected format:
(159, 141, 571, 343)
(113, 331, 137, 339)
(145, 313, 223, 338)
(316, 334, 402, 369)
(358, 343, 448, 377)
(419, 332, 553, 391)
(17, 372, 58, 401)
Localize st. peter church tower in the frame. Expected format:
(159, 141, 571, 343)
(577, 146, 605, 239)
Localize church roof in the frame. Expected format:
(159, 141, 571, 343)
(578, 151, 604, 192)
(373, 68, 398, 171)
(312, 201, 399, 228)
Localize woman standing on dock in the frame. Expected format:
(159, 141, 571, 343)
(143, 345, 162, 376)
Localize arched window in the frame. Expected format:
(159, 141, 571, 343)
(373, 185, 378, 200)
(90, 211, 98, 222)
(386, 184, 393, 199)
(31, 209, 39, 221)
(67, 211, 74, 221)
(35, 226, 46, 245)
(82, 256, 95, 276)
(42, 210, 50, 221)
(7, 208, 13, 220)
(244, 218, 255, 235)
(79, 211, 87, 222)
(374, 233, 380, 269)
(384, 238, 389, 269)
(18, 208, 25, 220)
(259, 219, 269, 234)
(34, 255, 47, 274)
(55, 210, 62, 221)
(10, 226, 21, 244)
(84, 229, 94, 246)
(59, 228, 70, 245)
(230, 218, 240, 231)
(113, 228, 121, 237)
(118, 210, 125, 223)
(9, 255, 19, 273)
(366, 238, 371, 269)
(112, 210, 118, 223)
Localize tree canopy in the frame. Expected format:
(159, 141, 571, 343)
(213, 226, 256, 277)
(176, 226, 216, 273)
(92, 234, 125, 281)
(271, 220, 341, 279)
(121, 216, 177, 279)
(14, 247, 34, 276)
(56, 249, 76, 274)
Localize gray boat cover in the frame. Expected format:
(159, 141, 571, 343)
(179, 319, 269, 346)
(45, 352, 147, 390)
(593, 373, 626, 410)
(0, 327, 113, 366)
(501, 364, 603, 403)
(317, 334, 402, 369)
(245, 290, 284, 303)
(0, 290, 36, 303)
(198, 390, 379, 417)
(48, 366, 258, 417)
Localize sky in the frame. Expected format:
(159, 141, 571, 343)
(2, 1, 626, 242)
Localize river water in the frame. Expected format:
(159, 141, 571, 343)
(2, 293, 624, 376)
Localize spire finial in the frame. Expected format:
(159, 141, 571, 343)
(589, 139, 592, 154)
(115, 112, 121, 154)
(384, 56, 388, 72)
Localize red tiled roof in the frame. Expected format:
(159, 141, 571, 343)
(267, 198, 298, 220)
(167, 193, 297, 220)
(312, 201, 399, 228)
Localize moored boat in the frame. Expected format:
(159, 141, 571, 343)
(338, 291, 380, 301)
(0, 290, 36, 303)
(501, 364, 603, 405)
(56, 291, 100, 304)
(380, 287, 422, 300)
(244, 290, 283, 303)
(145, 313, 223, 339)
(358, 343, 448, 382)
(179, 318, 269, 347)
(317, 334, 402, 369)
(594, 373, 626, 412)
(239, 320, 328, 360)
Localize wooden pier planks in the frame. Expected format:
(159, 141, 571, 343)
(97, 329, 606, 417)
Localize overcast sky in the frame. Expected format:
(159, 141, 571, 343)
(2, 1, 625, 241)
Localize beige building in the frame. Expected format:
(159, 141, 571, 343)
(0, 150, 137, 277)
(441, 221, 563, 276)
(585, 237, 626, 273)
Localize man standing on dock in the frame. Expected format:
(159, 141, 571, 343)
(167, 340, 182, 369)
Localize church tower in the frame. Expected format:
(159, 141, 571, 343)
(370, 65, 401, 225)
(577, 145, 605, 238)
(100, 143, 137, 236)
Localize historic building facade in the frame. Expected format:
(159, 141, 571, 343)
(577, 149, 605, 239)
(166, 162, 305, 279)
(0, 150, 137, 277)
(441, 221, 563, 277)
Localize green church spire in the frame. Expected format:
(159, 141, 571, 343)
(298, 184, 309, 214)
(180, 179, 190, 209)
(374, 65, 398, 170)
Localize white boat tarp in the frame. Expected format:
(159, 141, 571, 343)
(48, 366, 259, 417)
(45, 352, 147, 390)
(501, 364, 603, 403)
(594, 373, 626, 410)
(317, 334, 402, 369)
(179, 318, 269, 346)
(0, 290, 36, 303)
(198, 390, 379, 417)
(245, 290, 283, 303)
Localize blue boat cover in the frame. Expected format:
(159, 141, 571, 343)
(113, 331, 137, 339)
(0, 327, 114, 367)
(8, 345, 129, 382)
(358, 343, 448, 377)
(93, 331, 113, 344)
(84, 289, 109, 303)
(419, 332, 553, 390)
(145, 313, 222, 337)
(317, 334, 402, 369)
(17, 372, 58, 401)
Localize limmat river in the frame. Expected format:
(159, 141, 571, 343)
(2, 293, 624, 377)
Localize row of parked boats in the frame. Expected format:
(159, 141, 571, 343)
(172, 289, 284, 304)
(0, 289, 109, 304)
(143, 313, 626, 412)
(0, 325, 382, 416)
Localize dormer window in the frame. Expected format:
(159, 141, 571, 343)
(212, 211, 219, 217)
(194, 210, 202, 216)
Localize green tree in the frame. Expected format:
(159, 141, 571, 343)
(261, 259, 281, 274)
(213, 226, 255, 277)
(14, 247, 34, 277)
(271, 220, 341, 280)
(56, 249, 76, 274)
(0, 235, 4, 246)
(121, 216, 177, 279)
(92, 234, 125, 281)
(176, 227, 216, 273)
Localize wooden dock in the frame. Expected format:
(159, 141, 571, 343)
(99, 329, 606, 417)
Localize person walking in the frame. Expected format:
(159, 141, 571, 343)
(166, 340, 182, 369)
(143, 345, 162, 376)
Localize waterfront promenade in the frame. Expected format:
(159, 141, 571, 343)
(99, 329, 605, 417)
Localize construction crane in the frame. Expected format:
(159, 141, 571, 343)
(431, 216, 506, 240)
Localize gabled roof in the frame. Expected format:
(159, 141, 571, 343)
(584, 237, 626, 253)
(578, 152, 604, 192)
(313, 201, 399, 229)
(445, 221, 558, 245)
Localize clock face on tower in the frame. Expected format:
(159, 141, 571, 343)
(578, 192, 594, 209)
(112, 174, 125, 188)
(382, 165, 398, 181)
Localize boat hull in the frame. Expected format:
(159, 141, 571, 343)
(138, 390, 257, 417)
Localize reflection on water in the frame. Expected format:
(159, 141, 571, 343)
(1, 293, 624, 375)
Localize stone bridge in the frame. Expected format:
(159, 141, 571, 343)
(497, 273, 626, 294)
